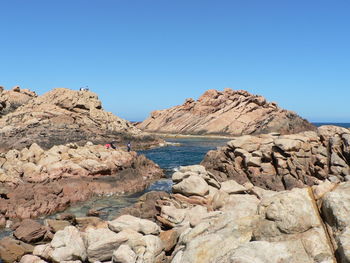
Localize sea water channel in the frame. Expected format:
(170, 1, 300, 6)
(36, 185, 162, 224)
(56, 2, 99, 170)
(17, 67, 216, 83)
(46, 123, 350, 220)
(48, 137, 229, 221)
(2, 123, 349, 238)
(0, 137, 229, 240)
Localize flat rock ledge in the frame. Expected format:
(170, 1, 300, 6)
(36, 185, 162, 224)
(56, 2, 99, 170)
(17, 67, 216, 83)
(0, 142, 163, 219)
(202, 125, 350, 191)
(6, 165, 350, 263)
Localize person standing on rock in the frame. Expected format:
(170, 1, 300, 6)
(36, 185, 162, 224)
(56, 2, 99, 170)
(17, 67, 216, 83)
(110, 141, 117, 149)
(127, 141, 131, 152)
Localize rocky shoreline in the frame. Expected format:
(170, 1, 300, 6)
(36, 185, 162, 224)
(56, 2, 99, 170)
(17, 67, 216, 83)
(0, 142, 163, 221)
(1, 85, 349, 262)
(1, 164, 349, 262)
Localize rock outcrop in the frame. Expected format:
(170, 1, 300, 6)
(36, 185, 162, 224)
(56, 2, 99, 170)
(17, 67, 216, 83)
(202, 125, 350, 191)
(0, 142, 163, 219)
(151, 165, 338, 262)
(0, 86, 37, 117)
(0, 236, 34, 263)
(322, 182, 350, 262)
(15, 165, 350, 263)
(138, 88, 315, 136)
(0, 87, 161, 151)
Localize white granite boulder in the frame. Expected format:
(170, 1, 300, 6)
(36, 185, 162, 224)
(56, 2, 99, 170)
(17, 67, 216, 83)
(108, 214, 160, 235)
(50, 226, 87, 263)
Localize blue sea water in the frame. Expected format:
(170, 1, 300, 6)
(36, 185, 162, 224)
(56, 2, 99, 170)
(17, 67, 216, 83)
(39, 137, 229, 222)
(313, 122, 350, 128)
(139, 137, 229, 175)
(138, 137, 229, 192)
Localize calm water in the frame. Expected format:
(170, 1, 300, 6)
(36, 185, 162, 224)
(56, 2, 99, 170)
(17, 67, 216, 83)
(45, 137, 229, 221)
(33, 125, 350, 221)
(0, 137, 228, 241)
(140, 137, 229, 174)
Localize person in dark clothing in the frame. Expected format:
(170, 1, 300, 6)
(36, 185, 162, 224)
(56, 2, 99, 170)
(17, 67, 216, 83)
(127, 141, 131, 152)
(110, 141, 117, 149)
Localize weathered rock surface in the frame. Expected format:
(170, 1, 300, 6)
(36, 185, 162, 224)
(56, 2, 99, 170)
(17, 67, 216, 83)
(0, 87, 161, 151)
(138, 88, 315, 136)
(16, 165, 350, 263)
(0, 142, 163, 219)
(43, 226, 87, 262)
(117, 191, 170, 223)
(202, 125, 350, 191)
(322, 182, 350, 262)
(44, 219, 71, 233)
(29, 216, 164, 263)
(0, 236, 34, 263)
(163, 165, 336, 263)
(0, 86, 37, 118)
(108, 214, 160, 235)
(19, 254, 47, 263)
(86, 227, 126, 262)
(13, 219, 50, 243)
(112, 244, 136, 263)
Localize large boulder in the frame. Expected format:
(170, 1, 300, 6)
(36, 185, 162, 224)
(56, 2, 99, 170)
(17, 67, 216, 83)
(321, 182, 350, 262)
(48, 226, 87, 262)
(19, 254, 47, 263)
(138, 88, 315, 136)
(108, 215, 160, 235)
(13, 219, 49, 243)
(112, 244, 136, 263)
(86, 228, 128, 262)
(0, 237, 34, 263)
(216, 240, 317, 263)
(172, 213, 255, 263)
(172, 175, 209, 197)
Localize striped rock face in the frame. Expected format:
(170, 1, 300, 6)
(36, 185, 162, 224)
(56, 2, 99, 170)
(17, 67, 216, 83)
(138, 88, 316, 136)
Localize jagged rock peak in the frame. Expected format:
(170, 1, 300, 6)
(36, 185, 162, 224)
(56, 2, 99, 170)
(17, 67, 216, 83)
(0, 85, 37, 116)
(138, 88, 316, 136)
(31, 87, 102, 111)
(0, 87, 160, 151)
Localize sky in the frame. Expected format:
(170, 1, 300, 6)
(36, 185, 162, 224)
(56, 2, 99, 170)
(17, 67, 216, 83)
(0, 0, 349, 122)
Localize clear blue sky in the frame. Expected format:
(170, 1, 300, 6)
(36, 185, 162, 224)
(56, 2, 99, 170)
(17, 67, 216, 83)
(1, 0, 349, 122)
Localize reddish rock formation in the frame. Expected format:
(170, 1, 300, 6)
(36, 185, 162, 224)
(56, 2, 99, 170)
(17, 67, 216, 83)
(138, 88, 315, 136)
(11, 165, 350, 263)
(13, 219, 51, 244)
(0, 237, 34, 263)
(0, 143, 163, 219)
(201, 125, 350, 191)
(0, 87, 161, 151)
(117, 191, 170, 223)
